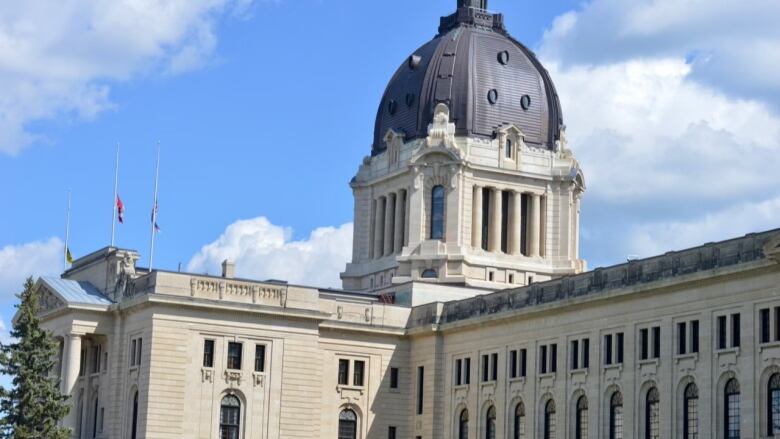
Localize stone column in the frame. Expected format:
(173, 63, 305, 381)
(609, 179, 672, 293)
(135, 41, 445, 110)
(61, 333, 82, 434)
(489, 188, 502, 252)
(471, 185, 482, 249)
(374, 197, 385, 259)
(530, 194, 541, 257)
(384, 193, 395, 257)
(394, 191, 405, 253)
(509, 191, 522, 255)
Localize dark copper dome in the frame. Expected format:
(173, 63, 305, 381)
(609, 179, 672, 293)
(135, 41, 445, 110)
(372, 1, 563, 155)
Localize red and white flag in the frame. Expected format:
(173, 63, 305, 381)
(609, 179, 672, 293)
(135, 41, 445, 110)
(116, 196, 124, 224)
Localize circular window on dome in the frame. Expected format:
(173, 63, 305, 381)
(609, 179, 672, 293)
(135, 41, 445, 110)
(498, 50, 510, 65)
(487, 89, 499, 105)
(388, 99, 398, 115)
(520, 94, 532, 110)
(408, 55, 422, 70)
(406, 93, 416, 108)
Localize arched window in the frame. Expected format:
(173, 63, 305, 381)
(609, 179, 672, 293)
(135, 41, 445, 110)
(610, 392, 623, 439)
(459, 409, 469, 439)
(544, 400, 556, 439)
(430, 185, 445, 240)
(645, 387, 660, 439)
(131, 391, 139, 439)
(513, 402, 526, 439)
(575, 396, 588, 439)
(684, 383, 699, 439)
(220, 395, 241, 439)
(485, 405, 496, 439)
(338, 409, 358, 439)
(724, 379, 740, 439)
(421, 269, 438, 279)
(769, 373, 780, 436)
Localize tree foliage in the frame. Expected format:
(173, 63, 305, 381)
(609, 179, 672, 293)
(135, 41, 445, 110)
(0, 277, 70, 438)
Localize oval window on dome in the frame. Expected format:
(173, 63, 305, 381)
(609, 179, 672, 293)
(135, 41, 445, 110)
(487, 89, 499, 105)
(406, 93, 416, 108)
(520, 94, 532, 110)
(408, 55, 422, 70)
(498, 50, 510, 65)
(388, 99, 398, 115)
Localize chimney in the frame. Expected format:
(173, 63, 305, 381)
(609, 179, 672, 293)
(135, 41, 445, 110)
(221, 260, 235, 279)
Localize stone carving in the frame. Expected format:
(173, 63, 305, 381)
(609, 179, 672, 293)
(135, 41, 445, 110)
(39, 288, 64, 312)
(253, 372, 265, 388)
(224, 370, 242, 386)
(116, 253, 136, 297)
(201, 368, 214, 383)
(426, 103, 457, 149)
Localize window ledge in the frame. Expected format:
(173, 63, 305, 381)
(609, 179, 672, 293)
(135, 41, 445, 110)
(674, 353, 699, 363)
(759, 341, 780, 352)
(453, 384, 469, 390)
(569, 368, 588, 376)
(508, 376, 526, 384)
(336, 384, 365, 392)
(715, 347, 740, 356)
(480, 381, 497, 388)
(201, 367, 214, 383)
(638, 358, 660, 367)
(538, 372, 556, 379)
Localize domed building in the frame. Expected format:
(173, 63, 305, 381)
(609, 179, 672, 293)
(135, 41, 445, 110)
(342, 0, 585, 299)
(30, 1, 780, 438)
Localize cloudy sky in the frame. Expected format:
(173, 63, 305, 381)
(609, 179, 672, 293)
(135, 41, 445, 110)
(0, 0, 779, 334)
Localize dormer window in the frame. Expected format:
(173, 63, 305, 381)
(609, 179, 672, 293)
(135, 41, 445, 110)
(505, 139, 513, 159)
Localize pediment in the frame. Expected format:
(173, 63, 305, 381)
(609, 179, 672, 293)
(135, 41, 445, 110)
(36, 284, 66, 313)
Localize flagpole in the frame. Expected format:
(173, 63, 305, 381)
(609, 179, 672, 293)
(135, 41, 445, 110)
(111, 143, 119, 247)
(149, 143, 160, 270)
(65, 189, 72, 265)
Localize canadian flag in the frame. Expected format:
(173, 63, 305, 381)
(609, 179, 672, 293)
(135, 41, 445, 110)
(116, 196, 124, 224)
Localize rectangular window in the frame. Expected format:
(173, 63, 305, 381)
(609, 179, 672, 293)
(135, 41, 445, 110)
(388, 426, 396, 439)
(338, 359, 349, 385)
(464, 358, 471, 385)
(509, 350, 517, 379)
(583, 338, 590, 369)
(455, 359, 462, 386)
(678, 322, 687, 355)
(718, 316, 728, 350)
(540, 345, 548, 374)
(203, 340, 214, 368)
(254, 345, 266, 373)
(390, 367, 399, 389)
(520, 349, 527, 377)
(761, 308, 771, 343)
(776, 307, 780, 341)
(604, 334, 613, 365)
(130, 340, 136, 367)
(571, 340, 579, 370)
(227, 342, 242, 370)
(640, 328, 649, 360)
(691, 320, 699, 354)
(136, 338, 142, 366)
(91, 345, 101, 373)
(79, 349, 86, 376)
(550, 344, 557, 373)
(652, 326, 661, 359)
(482, 355, 489, 382)
(617, 332, 624, 364)
(490, 353, 498, 381)
(416, 366, 424, 415)
(731, 314, 741, 348)
(353, 360, 365, 386)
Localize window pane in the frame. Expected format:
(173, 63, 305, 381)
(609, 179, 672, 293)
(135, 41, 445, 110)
(227, 342, 242, 370)
(761, 308, 771, 343)
(610, 394, 623, 439)
(416, 366, 424, 415)
(430, 186, 445, 240)
(353, 360, 365, 386)
(678, 322, 687, 355)
(254, 345, 265, 372)
(203, 340, 214, 368)
(390, 367, 399, 389)
(509, 351, 517, 379)
(646, 388, 660, 439)
(338, 410, 357, 439)
(604, 334, 613, 365)
(464, 358, 471, 384)
(685, 384, 698, 439)
(550, 344, 557, 373)
(640, 329, 648, 360)
(338, 359, 349, 385)
(520, 350, 527, 377)
(725, 379, 740, 439)
(652, 327, 661, 359)
(731, 314, 740, 348)
(571, 340, 579, 370)
(617, 333, 624, 364)
(482, 355, 489, 382)
(491, 353, 498, 381)
(718, 316, 727, 350)
(540, 346, 547, 374)
(583, 339, 590, 369)
(692, 321, 699, 354)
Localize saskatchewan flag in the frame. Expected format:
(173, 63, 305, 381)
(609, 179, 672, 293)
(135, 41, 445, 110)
(66, 247, 74, 264)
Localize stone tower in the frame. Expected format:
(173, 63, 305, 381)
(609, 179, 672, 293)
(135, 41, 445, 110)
(341, 0, 586, 293)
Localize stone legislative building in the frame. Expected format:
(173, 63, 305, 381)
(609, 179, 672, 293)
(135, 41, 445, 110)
(30, 1, 780, 438)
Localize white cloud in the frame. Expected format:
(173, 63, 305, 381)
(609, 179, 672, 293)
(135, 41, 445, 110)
(0, 238, 64, 301)
(188, 217, 353, 289)
(0, 0, 256, 155)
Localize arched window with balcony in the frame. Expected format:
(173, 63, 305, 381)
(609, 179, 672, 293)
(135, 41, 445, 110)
(610, 392, 623, 439)
(513, 402, 526, 439)
(544, 400, 556, 439)
(645, 387, 660, 439)
(338, 409, 358, 439)
(430, 185, 445, 240)
(575, 396, 588, 439)
(684, 383, 699, 439)
(724, 379, 740, 439)
(769, 373, 780, 436)
(459, 409, 469, 439)
(485, 405, 496, 439)
(220, 395, 241, 439)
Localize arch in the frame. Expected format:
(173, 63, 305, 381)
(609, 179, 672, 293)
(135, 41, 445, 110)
(458, 407, 469, 439)
(768, 372, 780, 436)
(609, 391, 624, 439)
(421, 269, 438, 279)
(683, 382, 699, 439)
(511, 400, 526, 439)
(220, 394, 241, 439)
(338, 408, 358, 439)
(430, 185, 445, 240)
(724, 378, 740, 439)
(645, 387, 660, 439)
(543, 399, 556, 439)
(575, 395, 588, 439)
(484, 405, 496, 439)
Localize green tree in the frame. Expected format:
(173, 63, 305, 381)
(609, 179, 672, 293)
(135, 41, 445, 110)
(0, 277, 70, 439)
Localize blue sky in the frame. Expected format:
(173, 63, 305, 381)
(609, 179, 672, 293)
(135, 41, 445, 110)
(1, 0, 779, 333)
